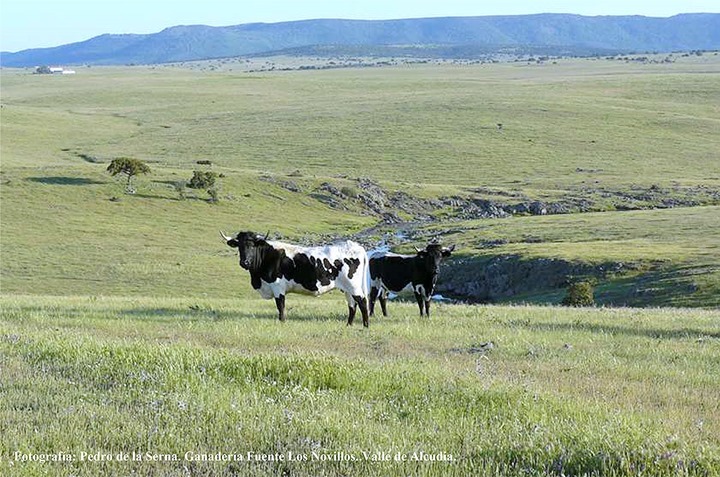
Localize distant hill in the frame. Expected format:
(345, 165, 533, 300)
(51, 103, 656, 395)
(2, 13, 719, 67)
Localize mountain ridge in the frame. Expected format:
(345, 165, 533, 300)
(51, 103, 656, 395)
(2, 13, 719, 67)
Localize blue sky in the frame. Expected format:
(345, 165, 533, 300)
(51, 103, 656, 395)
(1, 0, 719, 52)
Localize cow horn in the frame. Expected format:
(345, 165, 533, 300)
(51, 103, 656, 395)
(220, 231, 233, 242)
(443, 244, 455, 253)
(414, 246, 422, 253)
(264, 230, 270, 240)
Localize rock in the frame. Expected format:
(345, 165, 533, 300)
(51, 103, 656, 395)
(529, 201, 548, 215)
(468, 342, 495, 354)
(281, 181, 300, 192)
(478, 239, 508, 248)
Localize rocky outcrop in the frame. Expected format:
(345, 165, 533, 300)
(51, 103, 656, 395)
(436, 254, 632, 303)
(291, 175, 720, 224)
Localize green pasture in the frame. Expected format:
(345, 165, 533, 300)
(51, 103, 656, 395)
(1, 295, 719, 476)
(2, 56, 719, 190)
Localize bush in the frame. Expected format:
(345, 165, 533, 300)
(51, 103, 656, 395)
(188, 171, 217, 189)
(561, 281, 595, 307)
(340, 185, 360, 198)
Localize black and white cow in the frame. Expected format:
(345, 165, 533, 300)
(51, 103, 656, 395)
(222, 231, 370, 327)
(369, 243, 454, 317)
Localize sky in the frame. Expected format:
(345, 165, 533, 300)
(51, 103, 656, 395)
(1, 0, 719, 52)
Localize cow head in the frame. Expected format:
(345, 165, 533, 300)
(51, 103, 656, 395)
(414, 243, 455, 274)
(221, 230, 270, 271)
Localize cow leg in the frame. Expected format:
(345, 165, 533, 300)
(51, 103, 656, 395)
(344, 292, 357, 325)
(424, 299, 431, 317)
(414, 292, 425, 316)
(352, 295, 370, 328)
(369, 286, 380, 316)
(275, 294, 286, 322)
(379, 290, 389, 317)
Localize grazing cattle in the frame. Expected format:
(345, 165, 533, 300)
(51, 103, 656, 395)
(221, 231, 370, 327)
(369, 243, 454, 317)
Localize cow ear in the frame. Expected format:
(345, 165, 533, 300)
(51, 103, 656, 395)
(226, 239, 239, 248)
(442, 245, 455, 257)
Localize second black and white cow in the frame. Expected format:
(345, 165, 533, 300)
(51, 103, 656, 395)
(369, 243, 454, 317)
(222, 231, 370, 327)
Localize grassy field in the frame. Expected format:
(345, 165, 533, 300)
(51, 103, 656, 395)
(1, 295, 719, 476)
(1, 55, 720, 475)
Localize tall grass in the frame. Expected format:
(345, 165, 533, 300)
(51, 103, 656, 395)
(1, 295, 719, 476)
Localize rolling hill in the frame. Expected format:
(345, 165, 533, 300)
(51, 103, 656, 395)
(2, 13, 719, 67)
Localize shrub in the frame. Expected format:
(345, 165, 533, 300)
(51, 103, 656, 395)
(340, 185, 360, 198)
(188, 171, 217, 189)
(561, 281, 595, 307)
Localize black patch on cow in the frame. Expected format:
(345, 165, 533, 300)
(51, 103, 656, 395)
(305, 256, 341, 286)
(250, 272, 263, 290)
(370, 255, 418, 292)
(343, 257, 361, 278)
(285, 253, 314, 291)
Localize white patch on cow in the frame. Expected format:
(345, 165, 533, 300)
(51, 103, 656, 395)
(257, 278, 282, 299)
(414, 283, 427, 299)
(259, 277, 337, 298)
(266, 240, 303, 258)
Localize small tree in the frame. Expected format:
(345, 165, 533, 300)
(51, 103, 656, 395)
(561, 281, 595, 307)
(188, 170, 217, 189)
(106, 157, 151, 194)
